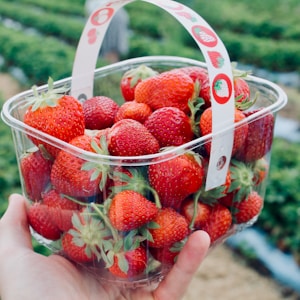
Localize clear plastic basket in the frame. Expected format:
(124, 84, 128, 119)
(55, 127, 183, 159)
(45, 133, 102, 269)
(1, 0, 287, 289)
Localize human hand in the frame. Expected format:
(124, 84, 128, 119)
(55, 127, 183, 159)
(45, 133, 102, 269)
(0, 194, 210, 300)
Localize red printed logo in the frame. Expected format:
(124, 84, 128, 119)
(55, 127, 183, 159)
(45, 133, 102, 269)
(212, 74, 233, 104)
(90, 7, 114, 26)
(87, 28, 97, 44)
(176, 11, 197, 22)
(192, 25, 218, 47)
(208, 51, 224, 68)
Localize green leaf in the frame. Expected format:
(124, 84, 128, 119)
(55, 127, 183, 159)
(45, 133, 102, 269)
(117, 253, 129, 274)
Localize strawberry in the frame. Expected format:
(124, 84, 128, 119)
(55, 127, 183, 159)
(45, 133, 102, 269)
(24, 78, 85, 157)
(150, 239, 185, 265)
(42, 190, 80, 232)
(232, 66, 257, 110)
(83, 96, 119, 130)
(51, 134, 110, 197)
(20, 149, 52, 201)
(144, 106, 194, 147)
(120, 65, 158, 101)
(62, 210, 111, 263)
(107, 119, 160, 156)
(252, 157, 269, 186)
(150, 246, 179, 265)
(234, 77, 251, 108)
(199, 107, 248, 156)
(180, 198, 211, 230)
(148, 152, 204, 209)
(135, 69, 195, 112)
(148, 208, 189, 248)
(177, 66, 211, 107)
(114, 100, 152, 124)
(233, 191, 263, 224)
(202, 204, 232, 244)
(235, 110, 274, 162)
(108, 246, 147, 278)
(27, 202, 61, 240)
(227, 159, 254, 203)
(108, 190, 159, 231)
(62, 232, 96, 263)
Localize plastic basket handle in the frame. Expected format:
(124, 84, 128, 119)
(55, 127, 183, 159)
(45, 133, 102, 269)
(71, 0, 235, 190)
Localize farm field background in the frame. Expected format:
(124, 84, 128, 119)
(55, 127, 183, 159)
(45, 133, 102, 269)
(0, 0, 300, 297)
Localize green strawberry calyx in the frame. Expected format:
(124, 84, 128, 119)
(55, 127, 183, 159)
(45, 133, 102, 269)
(124, 64, 158, 88)
(26, 77, 70, 111)
(81, 136, 111, 191)
(110, 167, 162, 209)
(228, 159, 254, 203)
(69, 208, 112, 261)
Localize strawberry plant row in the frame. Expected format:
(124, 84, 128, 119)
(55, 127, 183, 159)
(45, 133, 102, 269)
(128, 34, 202, 62)
(0, 1, 84, 45)
(257, 138, 300, 265)
(0, 0, 85, 15)
(191, 0, 300, 42)
(0, 25, 75, 84)
(218, 30, 300, 72)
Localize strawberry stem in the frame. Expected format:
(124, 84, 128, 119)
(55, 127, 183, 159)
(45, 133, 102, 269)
(90, 202, 119, 241)
(189, 189, 201, 230)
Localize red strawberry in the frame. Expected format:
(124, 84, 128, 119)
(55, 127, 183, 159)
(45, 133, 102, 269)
(135, 69, 195, 112)
(234, 77, 250, 108)
(252, 158, 269, 186)
(51, 134, 109, 197)
(27, 202, 61, 240)
(148, 152, 204, 209)
(226, 159, 255, 204)
(200, 107, 248, 156)
(114, 100, 152, 124)
(62, 211, 111, 263)
(233, 191, 263, 224)
(20, 150, 52, 201)
(150, 240, 184, 265)
(108, 246, 147, 278)
(235, 110, 274, 162)
(42, 190, 80, 232)
(62, 232, 96, 263)
(180, 198, 211, 229)
(24, 78, 85, 157)
(108, 190, 159, 231)
(83, 96, 119, 130)
(144, 106, 194, 147)
(120, 65, 158, 101)
(148, 208, 189, 248)
(107, 119, 160, 156)
(177, 66, 211, 107)
(202, 204, 232, 244)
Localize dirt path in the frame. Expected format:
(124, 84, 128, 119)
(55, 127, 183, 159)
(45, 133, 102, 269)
(184, 245, 297, 300)
(0, 73, 299, 300)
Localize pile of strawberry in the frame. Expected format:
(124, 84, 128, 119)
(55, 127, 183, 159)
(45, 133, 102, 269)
(20, 64, 274, 280)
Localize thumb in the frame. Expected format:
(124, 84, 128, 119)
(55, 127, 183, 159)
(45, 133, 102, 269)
(0, 193, 32, 249)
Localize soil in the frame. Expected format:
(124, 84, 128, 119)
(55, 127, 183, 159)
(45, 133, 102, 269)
(1, 73, 299, 300)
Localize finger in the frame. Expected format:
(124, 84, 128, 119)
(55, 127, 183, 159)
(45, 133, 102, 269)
(154, 230, 210, 300)
(0, 194, 32, 249)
